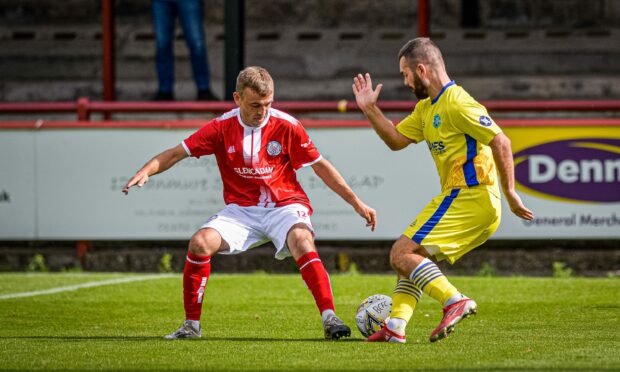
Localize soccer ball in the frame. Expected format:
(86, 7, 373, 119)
(355, 294, 392, 338)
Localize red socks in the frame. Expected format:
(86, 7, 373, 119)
(182, 251, 333, 320)
(296, 251, 335, 314)
(183, 252, 211, 321)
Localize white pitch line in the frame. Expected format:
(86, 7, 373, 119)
(0, 274, 176, 300)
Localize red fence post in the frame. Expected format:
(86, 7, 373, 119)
(102, 0, 116, 120)
(418, 0, 430, 37)
(76, 240, 91, 269)
(77, 97, 91, 121)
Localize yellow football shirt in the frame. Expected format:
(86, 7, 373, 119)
(396, 81, 502, 195)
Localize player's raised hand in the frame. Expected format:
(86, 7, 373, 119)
(505, 189, 534, 221)
(352, 73, 382, 112)
(122, 172, 149, 195)
(354, 201, 377, 232)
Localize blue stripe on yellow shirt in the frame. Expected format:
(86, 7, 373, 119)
(395, 83, 502, 193)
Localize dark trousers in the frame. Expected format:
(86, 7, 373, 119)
(151, 0, 211, 93)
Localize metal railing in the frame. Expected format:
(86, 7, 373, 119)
(2, 118, 620, 130)
(1, 97, 620, 121)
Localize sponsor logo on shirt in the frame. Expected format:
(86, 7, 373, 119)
(234, 166, 275, 178)
(300, 139, 313, 148)
(479, 116, 492, 127)
(433, 114, 441, 128)
(267, 140, 282, 156)
(227, 145, 236, 154)
(428, 140, 446, 155)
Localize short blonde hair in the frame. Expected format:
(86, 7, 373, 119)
(236, 66, 274, 96)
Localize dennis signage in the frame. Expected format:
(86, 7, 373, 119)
(514, 138, 620, 203)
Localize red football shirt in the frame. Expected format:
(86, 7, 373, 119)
(182, 108, 322, 213)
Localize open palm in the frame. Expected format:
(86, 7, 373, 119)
(352, 73, 382, 111)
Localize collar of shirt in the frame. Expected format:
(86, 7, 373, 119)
(431, 80, 456, 105)
(236, 109, 271, 130)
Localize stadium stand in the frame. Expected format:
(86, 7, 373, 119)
(0, 0, 619, 102)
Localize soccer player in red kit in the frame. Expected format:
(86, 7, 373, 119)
(123, 66, 377, 340)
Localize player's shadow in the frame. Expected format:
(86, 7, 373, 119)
(202, 336, 360, 342)
(0, 335, 360, 343)
(0, 336, 162, 342)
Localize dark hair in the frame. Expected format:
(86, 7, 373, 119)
(398, 37, 445, 69)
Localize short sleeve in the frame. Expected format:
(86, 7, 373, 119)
(182, 119, 220, 158)
(396, 105, 424, 143)
(448, 101, 502, 145)
(288, 123, 321, 170)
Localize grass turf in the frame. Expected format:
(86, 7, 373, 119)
(0, 273, 618, 371)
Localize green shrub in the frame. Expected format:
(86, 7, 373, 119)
(346, 262, 360, 275)
(61, 263, 83, 273)
(552, 261, 573, 278)
(26, 254, 48, 272)
(477, 261, 497, 277)
(158, 253, 173, 273)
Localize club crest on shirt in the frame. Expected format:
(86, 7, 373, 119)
(266, 140, 282, 156)
(479, 115, 492, 127)
(433, 114, 441, 128)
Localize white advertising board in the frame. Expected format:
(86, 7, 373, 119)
(0, 132, 37, 239)
(0, 125, 618, 240)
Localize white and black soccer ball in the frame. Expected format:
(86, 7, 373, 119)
(355, 294, 392, 338)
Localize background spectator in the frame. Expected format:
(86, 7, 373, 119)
(151, 0, 218, 101)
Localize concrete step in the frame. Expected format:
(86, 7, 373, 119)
(2, 74, 619, 103)
(0, 26, 618, 78)
(1, 26, 619, 101)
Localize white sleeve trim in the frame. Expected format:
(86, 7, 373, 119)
(300, 154, 323, 169)
(181, 141, 192, 156)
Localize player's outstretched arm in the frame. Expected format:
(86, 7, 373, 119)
(122, 144, 188, 195)
(489, 133, 534, 221)
(352, 73, 411, 151)
(311, 158, 377, 231)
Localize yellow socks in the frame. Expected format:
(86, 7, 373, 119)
(387, 278, 422, 334)
(390, 278, 423, 322)
(409, 257, 459, 305)
(388, 258, 461, 335)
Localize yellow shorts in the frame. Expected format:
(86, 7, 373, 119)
(403, 186, 501, 264)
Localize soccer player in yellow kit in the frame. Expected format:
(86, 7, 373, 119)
(352, 38, 534, 343)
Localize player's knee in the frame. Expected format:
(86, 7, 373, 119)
(287, 224, 313, 242)
(286, 224, 316, 257)
(389, 243, 406, 272)
(188, 229, 220, 256)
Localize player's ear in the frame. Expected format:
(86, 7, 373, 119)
(416, 63, 426, 76)
(233, 91, 242, 105)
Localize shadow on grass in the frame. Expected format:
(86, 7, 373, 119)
(0, 335, 361, 343)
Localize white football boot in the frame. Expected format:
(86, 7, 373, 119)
(164, 320, 201, 340)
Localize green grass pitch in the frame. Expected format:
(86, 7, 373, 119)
(0, 272, 619, 371)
